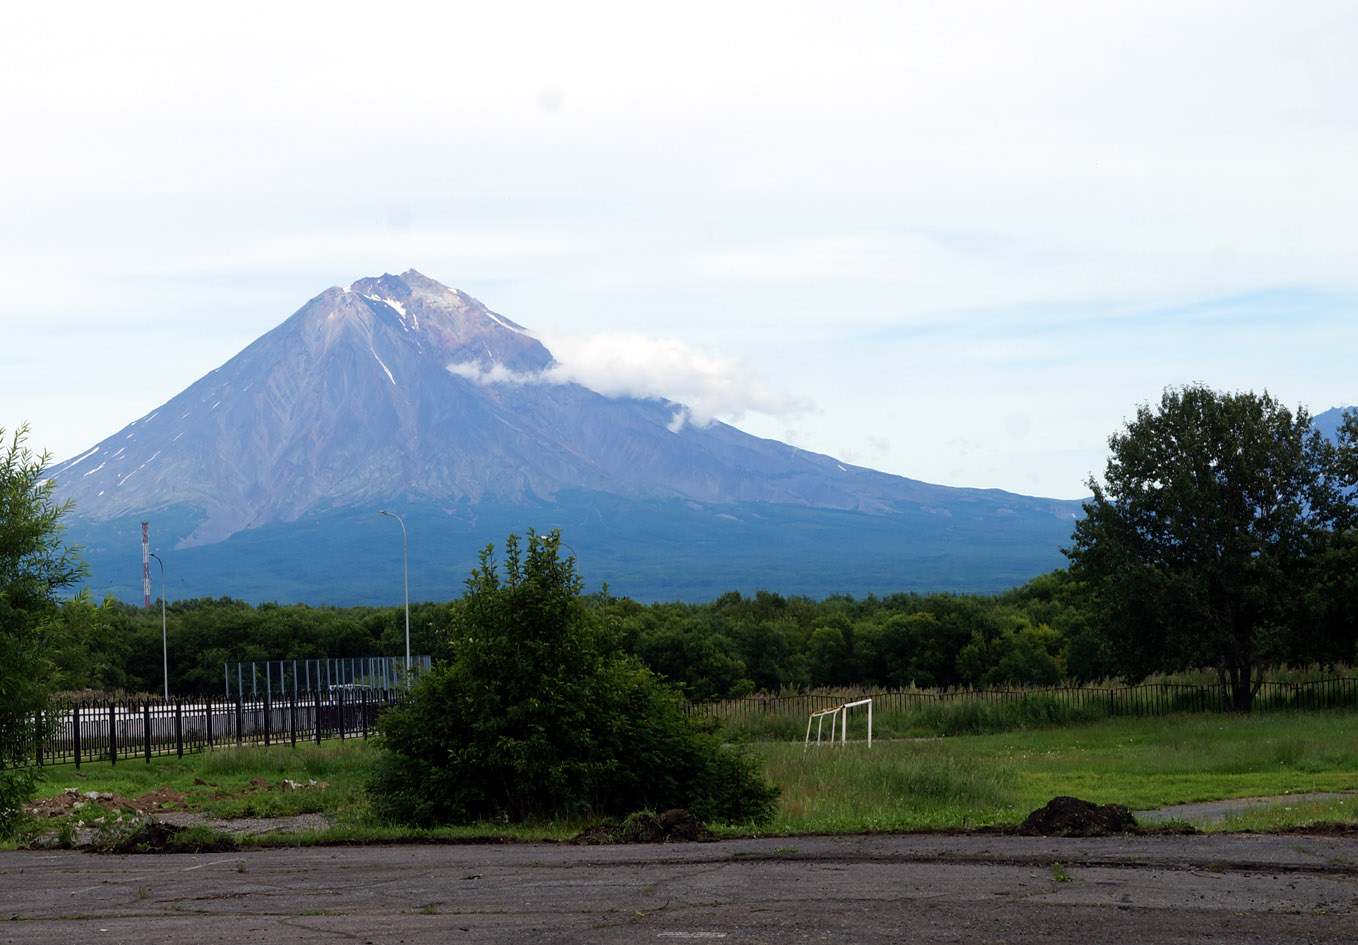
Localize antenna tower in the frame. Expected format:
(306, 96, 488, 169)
(142, 521, 151, 608)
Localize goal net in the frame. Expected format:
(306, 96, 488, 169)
(804, 698, 873, 749)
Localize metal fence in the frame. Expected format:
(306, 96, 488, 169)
(686, 677, 1358, 722)
(224, 656, 431, 698)
(28, 689, 405, 769)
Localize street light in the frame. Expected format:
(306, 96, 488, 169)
(377, 510, 410, 671)
(147, 552, 168, 701)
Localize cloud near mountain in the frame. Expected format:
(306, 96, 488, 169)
(448, 329, 813, 433)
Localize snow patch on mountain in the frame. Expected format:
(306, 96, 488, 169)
(372, 346, 396, 385)
(64, 445, 100, 469)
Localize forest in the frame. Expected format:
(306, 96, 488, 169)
(37, 565, 1352, 703)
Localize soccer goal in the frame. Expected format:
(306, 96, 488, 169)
(804, 698, 873, 749)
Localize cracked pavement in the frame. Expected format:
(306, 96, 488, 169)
(3, 833, 1357, 943)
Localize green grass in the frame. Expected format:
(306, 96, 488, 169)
(750, 709, 1358, 833)
(986, 711, 1358, 811)
(759, 738, 1022, 832)
(13, 710, 1358, 845)
(23, 740, 380, 826)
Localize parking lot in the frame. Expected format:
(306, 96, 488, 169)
(3, 832, 1356, 943)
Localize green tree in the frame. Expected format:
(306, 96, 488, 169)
(1065, 386, 1343, 711)
(634, 620, 752, 703)
(368, 530, 777, 826)
(806, 625, 852, 688)
(0, 425, 85, 833)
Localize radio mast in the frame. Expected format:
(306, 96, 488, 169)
(142, 521, 151, 608)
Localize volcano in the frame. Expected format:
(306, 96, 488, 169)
(51, 270, 1083, 603)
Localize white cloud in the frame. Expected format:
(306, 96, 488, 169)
(445, 362, 542, 387)
(537, 331, 814, 428)
(445, 331, 813, 431)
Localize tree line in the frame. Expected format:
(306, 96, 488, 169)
(23, 386, 1358, 711)
(43, 582, 1083, 700)
(41, 559, 1349, 708)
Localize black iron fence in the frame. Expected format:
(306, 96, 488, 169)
(28, 689, 405, 769)
(687, 677, 1358, 722)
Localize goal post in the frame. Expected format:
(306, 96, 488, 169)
(804, 698, 872, 749)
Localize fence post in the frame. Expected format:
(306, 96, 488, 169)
(315, 690, 323, 745)
(108, 702, 117, 765)
(73, 703, 82, 770)
(205, 698, 213, 752)
(263, 693, 272, 747)
(175, 700, 184, 758)
(143, 702, 152, 762)
(337, 689, 346, 741)
(290, 691, 297, 749)
(235, 696, 244, 745)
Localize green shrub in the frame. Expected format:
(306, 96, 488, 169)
(368, 531, 777, 827)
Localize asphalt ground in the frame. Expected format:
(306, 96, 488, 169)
(3, 833, 1357, 944)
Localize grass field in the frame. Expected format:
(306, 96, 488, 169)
(762, 711, 1358, 833)
(13, 710, 1358, 846)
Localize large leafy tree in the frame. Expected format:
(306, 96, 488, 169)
(0, 425, 85, 833)
(368, 529, 777, 826)
(1065, 386, 1348, 711)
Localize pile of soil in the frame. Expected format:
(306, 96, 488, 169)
(26, 787, 189, 818)
(572, 808, 714, 844)
(1021, 796, 1140, 837)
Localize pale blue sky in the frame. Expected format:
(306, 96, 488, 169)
(3, 0, 1355, 499)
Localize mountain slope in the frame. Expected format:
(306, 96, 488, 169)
(51, 270, 1084, 603)
(1313, 405, 1356, 443)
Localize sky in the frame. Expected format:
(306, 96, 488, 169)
(3, 0, 1356, 500)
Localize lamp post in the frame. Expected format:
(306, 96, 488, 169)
(377, 510, 410, 671)
(148, 552, 168, 701)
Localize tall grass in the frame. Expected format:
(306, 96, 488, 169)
(721, 690, 1109, 741)
(759, 740, 1022, 832)
(884, 693, 1108, 737)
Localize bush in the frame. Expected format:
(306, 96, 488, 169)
(1, 425, 85, 836)
(368, 531, 777, 827)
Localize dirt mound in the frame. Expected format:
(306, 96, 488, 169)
(132, 788, 190, 811)
(571, 809, 715, 844)
(26, 787, 189, 818)
(27, 788, 136, 818)
(1021, 796, 1139, 837)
